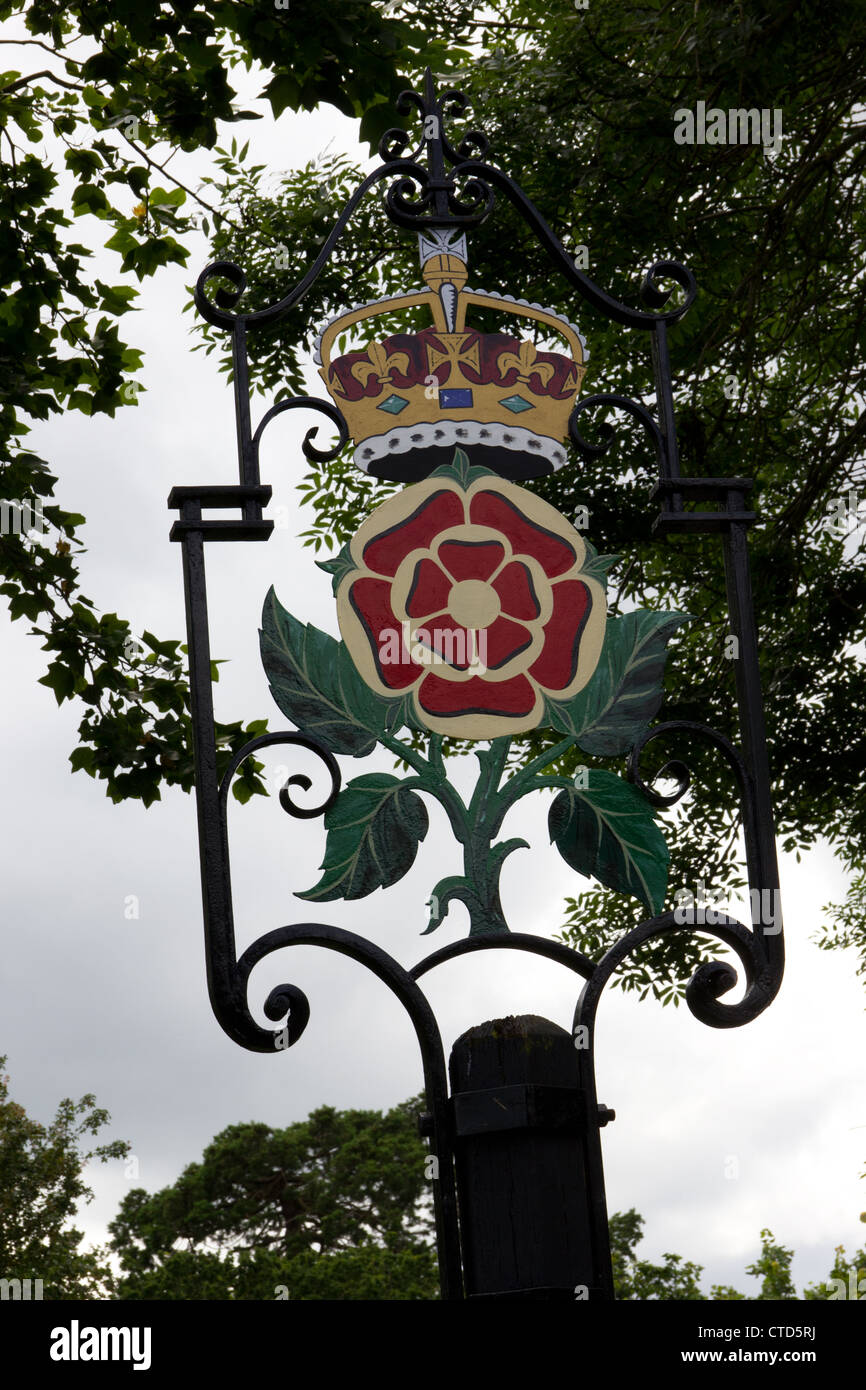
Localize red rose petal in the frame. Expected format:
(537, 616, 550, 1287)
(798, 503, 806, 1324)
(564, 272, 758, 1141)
(414, 619, 473, 672)
(482, 616, 533, 670)
(363, 489, 464, 577)
(438, 539, 505, 582)
(492, 561, 541, 621)
(528, 580, 591, 691)
(349, 577, 419, 690)
(417, 671, 537, 719)
(406, 558, 452, 618)
(469, 491, 577, 577)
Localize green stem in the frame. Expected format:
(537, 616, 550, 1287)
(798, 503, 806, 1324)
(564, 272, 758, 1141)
(495, 737, 578, 828)
(379, 730, 430, 780)
(459, 738, 515, 929)
(509, 735, 577, 789)
(522, 774, 579, 795)
(487, 735, 512, 793)
(381, 731, 472, 844)
(467, 737, 510, 822)
(428, 732, 445, 778)
(387, 733, 554, 936)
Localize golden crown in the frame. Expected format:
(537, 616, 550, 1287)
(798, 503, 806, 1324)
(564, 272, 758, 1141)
(315, 230, 588, 481)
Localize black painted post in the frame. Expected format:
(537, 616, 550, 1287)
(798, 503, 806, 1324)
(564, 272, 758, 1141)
(448, 1015, 615, 1300)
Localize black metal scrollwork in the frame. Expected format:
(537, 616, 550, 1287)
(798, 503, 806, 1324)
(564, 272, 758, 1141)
(378, 80, 495, 228)
(218, 732, 341, 819)
(569, 393, 666, 464)
(252, 398, 349, 466)
(194, 258, 247, 322)
(172, 71, 784, 1301)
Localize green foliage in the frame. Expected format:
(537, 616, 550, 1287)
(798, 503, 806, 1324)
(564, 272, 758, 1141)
(803, 1237, 866, 1301)
(0, 0, 456, 806)
(0, 1055, 128, 1299)
(547, 610, 691, 755)
(548, 770, 670, 916)
(108, 1095, 439, 1301)
(299, 772, 429, 900)
(612, 1210, 866, 1302)
(610, 1209, 706, 1300)
(743, 1229, 798, 1300)
(111, 1244, 438, 1301)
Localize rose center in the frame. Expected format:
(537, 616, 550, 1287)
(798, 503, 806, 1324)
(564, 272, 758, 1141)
(447, 579, 501, 630)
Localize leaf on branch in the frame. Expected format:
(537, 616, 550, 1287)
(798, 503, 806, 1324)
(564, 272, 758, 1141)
(260, 586, 387, 756)
(579, 537, 620, 591)
(547, 610, 690, 755)
(315, 539, 356, 596)
(422, 875, 470, 934)
(548, 770, 669, 915)
(298, 773, 429, 901)
(486, 837, 529, 877)
(429, 445, 495, 489)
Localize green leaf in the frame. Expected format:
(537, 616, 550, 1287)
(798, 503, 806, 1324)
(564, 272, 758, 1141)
(38, 660, 77, 704)
(547, 610, 690, 754)
(126, 167, 150, 197)
(264, 72, 301, 119)
(103, 227, 137, 256)
(65, 148, 103, 179)
(548, 770, 669, 915)
(579, 537, 620, 591)
(71, 183, 110, 217)
(259, 587, 387, 756)
(95, 280, 138, 315)
(69, 747, 97, 777)
(422, 875, 470, 934)
(141, 630, 180, 660)
(148, 186, 186, 208)
(298, 773, 429, 902)
(315, 539, 356, 596)
(429, 446, 496, 489)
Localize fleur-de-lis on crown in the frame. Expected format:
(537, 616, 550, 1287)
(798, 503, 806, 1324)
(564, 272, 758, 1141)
(351, 341, 411, 389)
(497, 339, 556, 386)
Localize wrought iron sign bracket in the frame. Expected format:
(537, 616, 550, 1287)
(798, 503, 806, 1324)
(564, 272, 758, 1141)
(168, 484, 273, 542)
(170, 71, 784, 1301)
(652, 477, 757, 533)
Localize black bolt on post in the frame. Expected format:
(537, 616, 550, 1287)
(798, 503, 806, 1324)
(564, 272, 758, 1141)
(170, 73, 784, 1301)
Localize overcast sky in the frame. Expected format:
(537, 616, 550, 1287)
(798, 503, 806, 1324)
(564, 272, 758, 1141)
(2, 62, 865, 1299)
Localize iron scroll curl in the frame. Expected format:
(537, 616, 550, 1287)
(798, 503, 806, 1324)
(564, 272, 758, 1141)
(218, 730, 341, 819)
(569, 393, 667, 465)
(601, 718, 786, 1030)
(252, 397, 349, 466)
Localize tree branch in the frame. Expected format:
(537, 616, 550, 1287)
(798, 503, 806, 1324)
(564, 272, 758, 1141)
(2, 69, 85, 94)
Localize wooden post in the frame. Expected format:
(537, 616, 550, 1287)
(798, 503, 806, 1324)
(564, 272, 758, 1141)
(448, 1014, 615, 1299)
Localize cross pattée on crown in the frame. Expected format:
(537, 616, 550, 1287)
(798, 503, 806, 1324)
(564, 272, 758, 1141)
(418, 229, 469, 333)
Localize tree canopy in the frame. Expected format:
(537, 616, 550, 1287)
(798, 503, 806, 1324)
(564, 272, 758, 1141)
(109, 1094, 439, 1299)
(0, 1055, 127, 1298)
(1, 1061, 860, 1300)
(104, 1088, 866, 1299)
(612, 1208, 866, 1301)
(0, 0, 455, 806)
